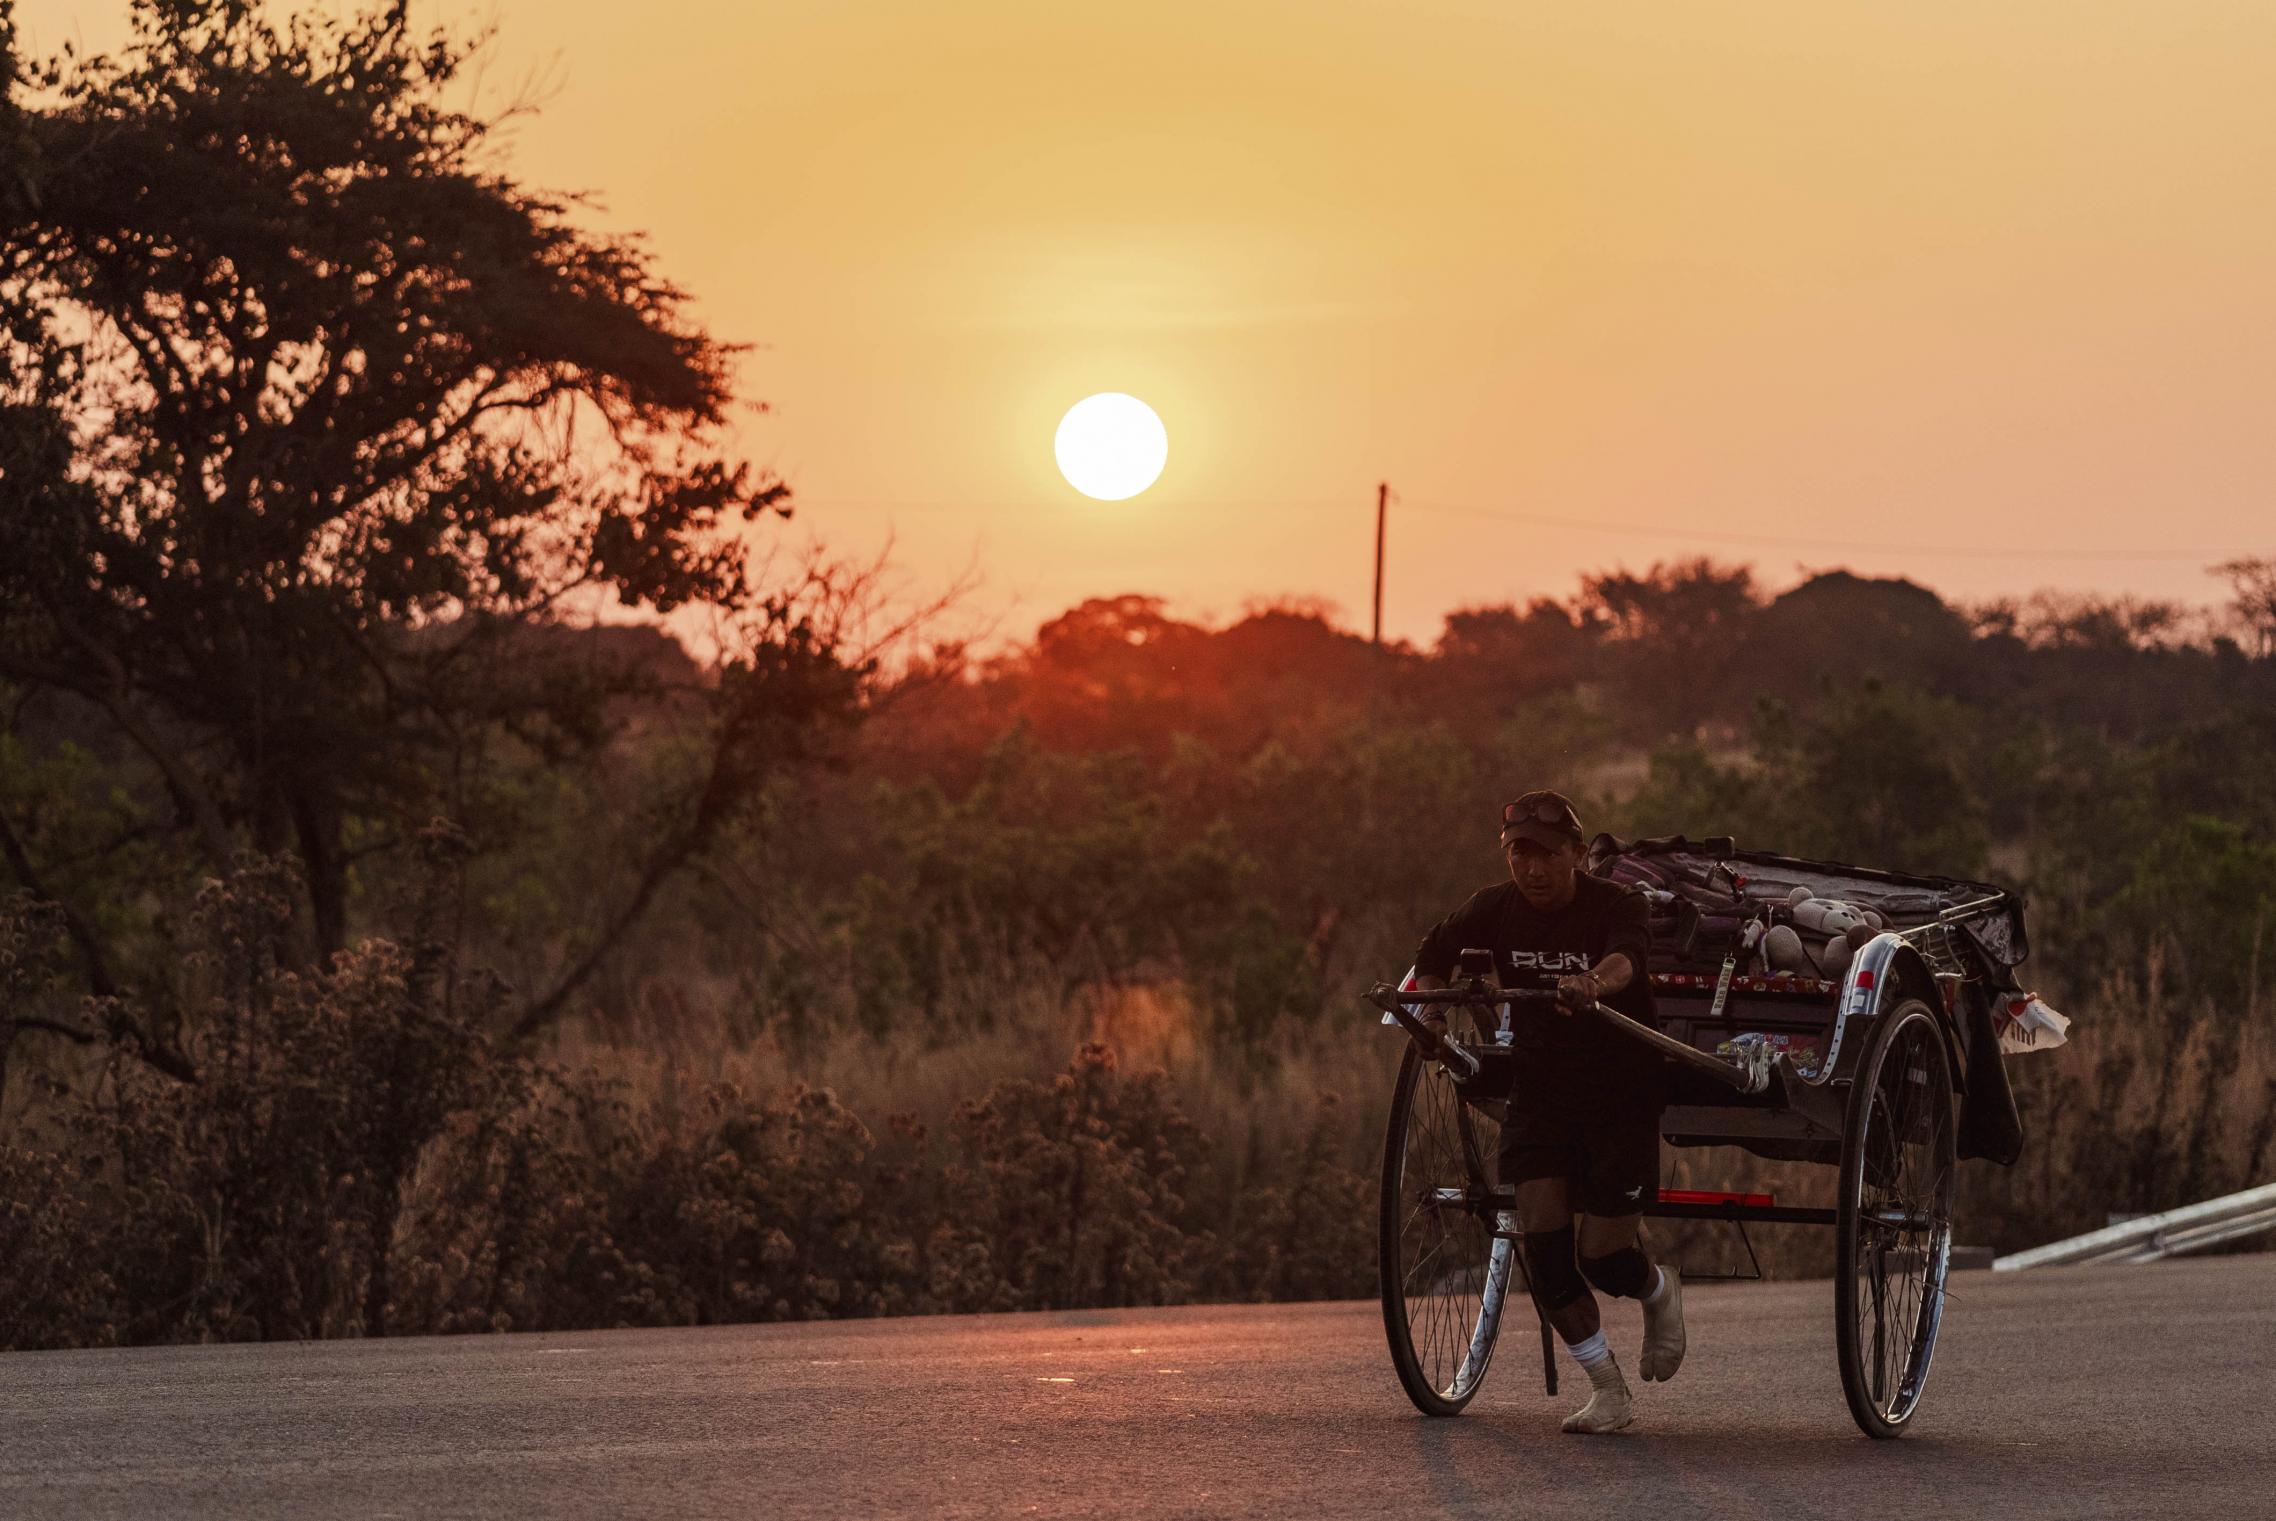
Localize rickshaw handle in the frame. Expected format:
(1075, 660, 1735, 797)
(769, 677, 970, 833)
(1583, 999, 1771, 1095)
(1365, 982, 1769, 1095)
(1364, 980, 1486, 1078)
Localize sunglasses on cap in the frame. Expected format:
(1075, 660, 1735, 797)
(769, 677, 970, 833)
(1501, 795, 1581, 831)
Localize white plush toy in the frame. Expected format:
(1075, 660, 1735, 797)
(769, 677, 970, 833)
(1758, 886, 1884, 978)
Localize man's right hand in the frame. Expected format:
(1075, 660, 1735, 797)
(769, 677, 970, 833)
(1408, 975, 1450, 1048)
(1555, 970, 1603, 1013)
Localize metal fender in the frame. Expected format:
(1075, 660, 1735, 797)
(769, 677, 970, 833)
(1805, 932, 1948, 1087)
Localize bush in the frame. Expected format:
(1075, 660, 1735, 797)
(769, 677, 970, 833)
(0, 854, 522, 1344)
(950, 1043, 1206, 1309)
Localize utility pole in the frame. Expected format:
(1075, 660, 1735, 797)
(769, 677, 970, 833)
(1372, 481, 1390, 646)
(1363, 481, 1390, 835)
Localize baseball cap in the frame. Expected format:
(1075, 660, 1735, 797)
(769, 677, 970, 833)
(1499, 789, 1584, 849)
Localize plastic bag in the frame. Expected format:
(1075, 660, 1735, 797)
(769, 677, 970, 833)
(1992, 991, 2070, 1055)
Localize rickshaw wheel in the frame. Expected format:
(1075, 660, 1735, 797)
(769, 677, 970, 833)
(1378, 1041, 1513, 1416)
(1834, 998, 1958, 1438)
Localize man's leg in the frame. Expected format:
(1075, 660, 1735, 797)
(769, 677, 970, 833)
(1576, 1212, 1683, 1380)
(1511, 1176, 1592, 1340)
(1575, 1210, 1652, 1297)
(1512, 1176, 1632, 1434)
(1574, 1110, 1686, 1383)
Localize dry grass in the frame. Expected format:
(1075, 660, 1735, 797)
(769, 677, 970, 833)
(545, 942, 2275, 1293)
(1966, 955, 2276, 1253)
(547, 958, 1398, 1187)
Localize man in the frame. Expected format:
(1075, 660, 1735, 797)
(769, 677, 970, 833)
(1408, 789, 1684, 1435)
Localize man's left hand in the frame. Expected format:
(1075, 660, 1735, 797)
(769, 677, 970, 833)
(1555, 972, 1601, 1014)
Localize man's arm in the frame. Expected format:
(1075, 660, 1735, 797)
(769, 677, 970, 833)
(1409, 892, 1491, 1024)
(1410, 971, 1449, 1030)
(1556, 885, 1650, 1012)
(1556, 878, 1647, 1010)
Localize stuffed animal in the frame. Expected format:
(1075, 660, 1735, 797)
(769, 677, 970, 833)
(1758, 887, 1885, 978)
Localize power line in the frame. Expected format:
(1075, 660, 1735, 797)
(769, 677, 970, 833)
(796, 495, 2269, 566)
(1398, 498, 2267, 564)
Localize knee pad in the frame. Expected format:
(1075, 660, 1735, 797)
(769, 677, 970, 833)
(1521, 1227, 1586, 1312)
(1580, 1246, 1651, 1300)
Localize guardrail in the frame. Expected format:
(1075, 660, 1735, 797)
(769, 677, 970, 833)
(1993, 1181, 2276, 1271)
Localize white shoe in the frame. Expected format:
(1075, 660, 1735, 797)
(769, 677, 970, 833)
(1560, 1365, 1635, 1435)
(1641, 1267, 1686, 1382)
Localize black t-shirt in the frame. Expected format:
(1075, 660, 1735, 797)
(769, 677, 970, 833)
(1411, 873, 1663, 1116)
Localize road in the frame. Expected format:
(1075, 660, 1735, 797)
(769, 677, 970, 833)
(2, 1255, 2271, 1520)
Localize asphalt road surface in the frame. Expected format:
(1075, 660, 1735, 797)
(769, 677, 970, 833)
(3, 1255, 2271, 1520)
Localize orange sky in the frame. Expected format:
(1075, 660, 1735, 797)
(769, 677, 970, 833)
(21, 2, 2276, 644)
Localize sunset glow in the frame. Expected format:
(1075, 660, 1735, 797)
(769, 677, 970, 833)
(19, 0, 2274, 637)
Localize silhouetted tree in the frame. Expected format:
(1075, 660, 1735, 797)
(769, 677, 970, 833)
(2215, 557, 2276, 659)
(0, 8, 27, 214)
(1731, 571, 1974, 708)
(1576, 559, 1760, 735)
(1432, 598, 1597, 716)
(1013, 596, 1211, 751)
(0, 1, 858, 1052)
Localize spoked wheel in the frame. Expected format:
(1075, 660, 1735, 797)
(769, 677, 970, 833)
(1378, 1040, 1514, 1416)
(1835, 998, 1959, 1438)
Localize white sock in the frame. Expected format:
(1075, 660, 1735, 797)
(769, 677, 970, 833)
(1565, 1332, 1624, 1393)
(1564, 1330, 1613, 1370)
(1644, 1266, 1670, 1305)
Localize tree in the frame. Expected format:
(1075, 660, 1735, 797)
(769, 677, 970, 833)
(0, 2, 858, 1051)
(1732, 572, 1974, 709)
(1012, 595, 1211, 751)
(1754, 684, 1989, 877)
(0, 7, 29, 215)
(1432, 598, 1596, 714)
(2214, 557, 2276, 659)
(2111, 816, 2276, 1015)
(1575, 559, 1761, 735)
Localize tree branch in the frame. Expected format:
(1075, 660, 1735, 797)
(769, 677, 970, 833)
(0, 808, 199, 1083)
(4, 1008, 198, 1084)
(505, 824, 693, 1042)
(11, 606, 238, 869)
(6, 1013, 107, 1044)
(0, 804, 119, 998)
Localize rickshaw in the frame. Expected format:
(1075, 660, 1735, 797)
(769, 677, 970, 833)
(1365, 834, 2037, 1439)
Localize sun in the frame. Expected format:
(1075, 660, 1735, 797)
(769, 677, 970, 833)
(1054, 393, 1168, 501)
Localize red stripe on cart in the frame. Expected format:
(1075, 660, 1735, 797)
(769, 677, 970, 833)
(1658, 1188, 1776, 1207)
(1648, 972, 1839, 994)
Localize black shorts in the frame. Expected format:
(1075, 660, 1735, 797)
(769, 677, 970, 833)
(1499, 1104, 1661, 1218)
